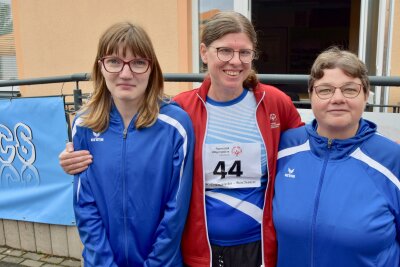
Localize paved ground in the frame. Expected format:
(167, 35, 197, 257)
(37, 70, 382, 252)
(0, 246, 81, 267)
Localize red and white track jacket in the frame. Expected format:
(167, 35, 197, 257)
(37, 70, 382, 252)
(174, 78, 303, 267)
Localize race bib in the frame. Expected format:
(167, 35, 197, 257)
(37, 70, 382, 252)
(204, 143, 262, 189)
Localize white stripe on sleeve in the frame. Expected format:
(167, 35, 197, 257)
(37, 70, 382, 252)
(350, 147, 400, 190)
(278, 140, 310, 159)
(158, 114, 188, 199)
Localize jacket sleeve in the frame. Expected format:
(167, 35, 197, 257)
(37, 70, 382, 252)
(143, 118, 194, 267)
(72, 121, 118, 267)
(394, 161, 400, 261)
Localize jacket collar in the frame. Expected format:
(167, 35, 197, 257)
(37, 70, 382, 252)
(197, 76, 263, 102)
(197, 77, 211, 102)
(109, 102, 124, 126)
(305, 118, 377, 159)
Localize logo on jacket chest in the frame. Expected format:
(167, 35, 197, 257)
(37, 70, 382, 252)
(270, 113, 280, 128)
(90, 131, 104, 142)
(284, 168, 295, 178)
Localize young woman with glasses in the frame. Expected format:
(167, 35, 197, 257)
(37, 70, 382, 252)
(60, 12, 303, 267)
(273, 47, 400, 267)
(69, 22, 194, 266)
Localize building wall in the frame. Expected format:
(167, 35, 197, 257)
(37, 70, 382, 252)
(11, 0, 192, 97)
(0, 219, 81, 259)
(389, 0, 400, 107)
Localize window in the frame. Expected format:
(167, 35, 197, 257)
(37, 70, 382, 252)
(192, 0, 250, 73)
(0, 0, 19, 97)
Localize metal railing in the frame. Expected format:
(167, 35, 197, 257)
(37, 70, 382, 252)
(3, 73, 400, 86)
(1, 73, 400, 112)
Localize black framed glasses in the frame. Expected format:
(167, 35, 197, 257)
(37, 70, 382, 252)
(209, 46, 256, 64)
(313, 82, 363, 99)
(100, 56, 151, 74)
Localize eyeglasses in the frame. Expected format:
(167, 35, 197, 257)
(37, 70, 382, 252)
(313, 83, 363, 99)
(209, 46, 256, 64)
(100, 56, 151, 74)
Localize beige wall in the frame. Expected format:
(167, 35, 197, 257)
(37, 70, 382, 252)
(12, 0, 192, 97)
(10, 0, 400, 106)
(389, 0, 400, 107)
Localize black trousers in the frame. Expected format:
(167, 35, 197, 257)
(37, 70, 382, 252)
(211, 240, 262, 267)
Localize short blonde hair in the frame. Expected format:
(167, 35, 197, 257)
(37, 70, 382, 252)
(308, 46, 370, 94)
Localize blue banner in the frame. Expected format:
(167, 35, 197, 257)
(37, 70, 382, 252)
(0, 96, 75, 225)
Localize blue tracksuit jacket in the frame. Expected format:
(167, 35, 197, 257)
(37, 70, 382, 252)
(72, 102, 194, 267)
(273, 119, 400, 267)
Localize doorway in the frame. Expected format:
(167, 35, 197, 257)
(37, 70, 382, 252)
(251, 0, 358, 96)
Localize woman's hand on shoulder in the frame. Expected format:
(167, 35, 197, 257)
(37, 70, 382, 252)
(59, 142, 92, 175)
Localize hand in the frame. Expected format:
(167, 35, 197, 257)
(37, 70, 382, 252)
(59, 142, 92, 175)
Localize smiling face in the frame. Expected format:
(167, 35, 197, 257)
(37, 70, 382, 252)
(311, 68, 368, 139)
(200, 32, 253, 101)
(100, 47, 151, 110)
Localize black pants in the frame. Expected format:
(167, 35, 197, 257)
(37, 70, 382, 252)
(211, 240, 262, 267)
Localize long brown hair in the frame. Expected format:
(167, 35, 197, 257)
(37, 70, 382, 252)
(201, 11, 259, 89)
(80, 22, 164, 132)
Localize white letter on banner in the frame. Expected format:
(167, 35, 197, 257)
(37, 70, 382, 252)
(0, 164, 20, 187)
(0, 124, 16, 164)
(21, 164, 40, 186)
(14, 123, 36, 165)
